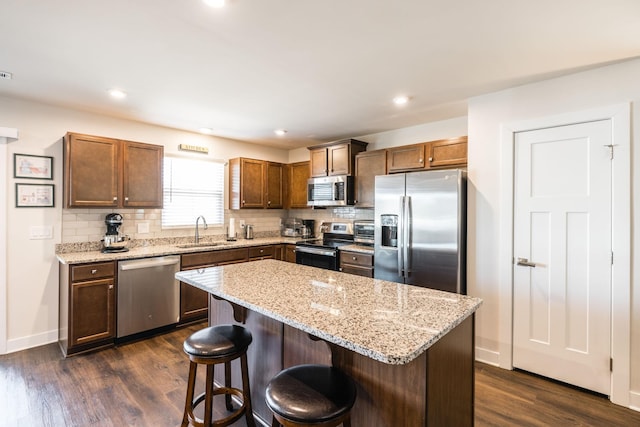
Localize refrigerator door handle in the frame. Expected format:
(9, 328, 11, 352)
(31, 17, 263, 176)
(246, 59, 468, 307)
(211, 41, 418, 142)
(397, 196, 404, 277)
(404, 195, 411, 279)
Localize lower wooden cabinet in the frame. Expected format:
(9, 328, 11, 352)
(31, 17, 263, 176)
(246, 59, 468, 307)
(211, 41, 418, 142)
(283, 244, 297, 263)
(179, 248, 249, 324)
(59, 261, 116, 356)
(339, 250, 374, 277)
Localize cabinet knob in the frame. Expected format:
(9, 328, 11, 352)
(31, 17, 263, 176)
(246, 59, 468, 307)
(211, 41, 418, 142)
(113, 196, 117, 201)
(91, 269, 97, 274)
(428, 157, 433, 162)
(260, 249, 264, 253)
(124, 197, 129, 201)
(339, 268, 343, 271)
(108, 284, 114, 290)
(419, 158, 423, 163)
(352, 256, 357, 260)
(267, 201, 271, 205)
(242, 200, 245, 205)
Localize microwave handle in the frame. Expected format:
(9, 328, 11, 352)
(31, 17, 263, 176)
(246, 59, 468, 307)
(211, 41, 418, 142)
(333, 181, 338, 201)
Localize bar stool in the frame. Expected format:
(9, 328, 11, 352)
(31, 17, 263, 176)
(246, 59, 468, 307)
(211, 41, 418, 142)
(181, 324, 256, 427)
(265, 364, 357, 427)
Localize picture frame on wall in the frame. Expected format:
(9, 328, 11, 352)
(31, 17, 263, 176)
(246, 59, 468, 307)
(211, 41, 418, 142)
(16, 183, 55, 208)
(13, 153, 53, 180)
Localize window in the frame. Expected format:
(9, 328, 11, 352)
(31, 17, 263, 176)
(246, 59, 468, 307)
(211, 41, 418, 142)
(162, 156, 224, 228)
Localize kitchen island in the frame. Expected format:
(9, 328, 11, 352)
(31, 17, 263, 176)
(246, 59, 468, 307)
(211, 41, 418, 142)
(176, 259, 482, 426)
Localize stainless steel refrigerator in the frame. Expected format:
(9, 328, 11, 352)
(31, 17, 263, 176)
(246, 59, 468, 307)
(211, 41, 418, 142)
(374, 169, 466, 294)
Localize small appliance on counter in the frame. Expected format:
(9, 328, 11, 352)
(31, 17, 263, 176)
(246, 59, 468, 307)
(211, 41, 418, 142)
(353, 220, 374, 245)
(101, 213, 130, 253)
(301, 219, 315, 239)
(244, 224, 254, 239)
(281, 218, 303, 237)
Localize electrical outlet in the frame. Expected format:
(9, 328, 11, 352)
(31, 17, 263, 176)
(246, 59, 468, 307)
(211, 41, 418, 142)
(239, 220, 245, 229)
(29, 226, 53, 239)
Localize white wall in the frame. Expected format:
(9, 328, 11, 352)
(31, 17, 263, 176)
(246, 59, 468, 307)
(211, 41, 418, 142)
(0, 96, 290, 352)
(467, 58, 640, 405)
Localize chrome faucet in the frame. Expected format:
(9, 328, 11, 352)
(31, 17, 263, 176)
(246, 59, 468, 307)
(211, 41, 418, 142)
(195, 215, 208, 244)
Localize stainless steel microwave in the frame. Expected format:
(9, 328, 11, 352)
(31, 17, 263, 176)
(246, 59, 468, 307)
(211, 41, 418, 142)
(307, 175, 355, 207)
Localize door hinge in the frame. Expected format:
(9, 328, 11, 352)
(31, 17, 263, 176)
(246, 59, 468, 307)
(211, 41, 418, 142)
(610, 358, 613, 372)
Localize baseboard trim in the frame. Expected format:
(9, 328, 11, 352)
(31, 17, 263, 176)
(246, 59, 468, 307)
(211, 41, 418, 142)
(475, 346, 500, 366)
(630, 391, 640, 412)
(6, 329, 58, 354)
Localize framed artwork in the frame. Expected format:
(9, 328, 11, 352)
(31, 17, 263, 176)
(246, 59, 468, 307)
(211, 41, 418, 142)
(13, 153, 53, 180)
(16, 183, 55, 208)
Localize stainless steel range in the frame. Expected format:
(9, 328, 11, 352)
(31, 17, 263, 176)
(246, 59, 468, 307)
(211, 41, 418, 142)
(295, 221, 354, 271)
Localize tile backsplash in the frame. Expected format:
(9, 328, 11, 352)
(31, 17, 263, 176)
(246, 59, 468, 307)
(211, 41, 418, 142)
(60, 206, 374, 246)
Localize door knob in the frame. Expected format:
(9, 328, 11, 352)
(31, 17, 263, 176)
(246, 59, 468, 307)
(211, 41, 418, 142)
(516, 257, 536, 267)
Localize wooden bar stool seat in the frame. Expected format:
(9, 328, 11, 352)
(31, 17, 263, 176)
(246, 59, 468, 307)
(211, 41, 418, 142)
(181, 325, 256, 427)
(265, 364, 357, 427)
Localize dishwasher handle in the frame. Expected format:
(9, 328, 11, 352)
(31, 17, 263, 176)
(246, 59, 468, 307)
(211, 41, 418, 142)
(119, 257, 180, 271)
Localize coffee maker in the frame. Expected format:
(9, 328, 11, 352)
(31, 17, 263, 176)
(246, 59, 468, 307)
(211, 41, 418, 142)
(102, 213, 130, 253)
(301, 219, 315, 239)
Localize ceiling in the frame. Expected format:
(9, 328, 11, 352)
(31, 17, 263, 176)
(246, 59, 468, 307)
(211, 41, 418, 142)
(2, 0, 640, 149)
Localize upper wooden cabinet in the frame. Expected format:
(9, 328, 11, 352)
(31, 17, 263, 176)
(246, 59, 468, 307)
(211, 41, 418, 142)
(355, 149, 387, 207)
(308, 139, 368, 177)
(266, 161, 284, 209)
(387, 136, 467, 173)
(285, 161, 310, 209)
(64, 133, 163, 208)
(229, 157, 284, 209)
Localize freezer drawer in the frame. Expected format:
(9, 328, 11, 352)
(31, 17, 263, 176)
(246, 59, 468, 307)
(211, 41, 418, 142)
(117, 256, 180, 338)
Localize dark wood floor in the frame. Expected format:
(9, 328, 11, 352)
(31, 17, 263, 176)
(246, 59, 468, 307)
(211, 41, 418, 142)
(1, 323, 639, 426)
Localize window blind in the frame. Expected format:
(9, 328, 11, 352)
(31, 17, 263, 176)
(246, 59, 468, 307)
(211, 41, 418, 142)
(162, 156, 224, 228)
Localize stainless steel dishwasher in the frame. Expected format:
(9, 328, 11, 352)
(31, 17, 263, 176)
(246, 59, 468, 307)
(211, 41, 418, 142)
(117, 255, 180, 338)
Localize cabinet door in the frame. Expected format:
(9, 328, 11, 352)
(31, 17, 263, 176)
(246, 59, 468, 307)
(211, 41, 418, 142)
(287, 161, 310, 209)
(355, 150, 386, 207)
(64, 133, 119, 208)
(180, 281, 209, 323)
(309, 148, 328, 177)
(284, 244, 297, 263)
(427, 137, 468, 169)
(122, 141, 164, 208)
(240, 158, 266, 208)
(266, 162, 284, 209)
(328, 144, 350, 175)
(70, 278, 115, 347)
(387, 143, 427, 173)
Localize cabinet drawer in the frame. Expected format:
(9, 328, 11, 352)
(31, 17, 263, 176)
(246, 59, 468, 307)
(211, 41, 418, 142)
(71, 262, 115, 282)
(340, 265, 374, 278)
(249, 245, 275, 259)
(181, 248, 249, 268)
(340, 251, 373, 267)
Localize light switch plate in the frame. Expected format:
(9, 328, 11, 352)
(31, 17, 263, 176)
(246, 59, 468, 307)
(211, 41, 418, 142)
(29, 226, 53, 239)
(137, 222, 150, 234)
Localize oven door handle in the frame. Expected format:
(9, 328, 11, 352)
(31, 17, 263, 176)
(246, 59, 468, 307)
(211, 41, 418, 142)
(295, 246, 337, 257)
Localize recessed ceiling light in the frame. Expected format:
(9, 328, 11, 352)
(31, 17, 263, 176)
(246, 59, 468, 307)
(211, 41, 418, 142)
(274, 129, 287, 136)
(203, 0, 226, 8)
(393, 95, 410, 105)
(199, 127, 214, 134)
(108, 89, 127, 99)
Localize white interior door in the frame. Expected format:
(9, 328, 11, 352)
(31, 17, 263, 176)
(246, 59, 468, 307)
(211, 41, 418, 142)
(513, 120, 612, 395)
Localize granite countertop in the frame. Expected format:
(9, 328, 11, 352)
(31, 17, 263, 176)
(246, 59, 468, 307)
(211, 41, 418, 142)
(56, 237, 301, 264)
(176, 260, 482, 365)
(339, 244, 374, 254)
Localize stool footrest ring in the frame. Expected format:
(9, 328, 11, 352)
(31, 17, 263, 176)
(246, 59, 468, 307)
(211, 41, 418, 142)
(187, 387, 247, 427)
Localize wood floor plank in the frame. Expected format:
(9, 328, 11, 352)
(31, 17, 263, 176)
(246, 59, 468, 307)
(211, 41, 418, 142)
(1, 324, 639, 426)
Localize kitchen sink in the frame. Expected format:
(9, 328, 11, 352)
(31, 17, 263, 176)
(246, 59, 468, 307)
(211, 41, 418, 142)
(176, 242, 229, 249)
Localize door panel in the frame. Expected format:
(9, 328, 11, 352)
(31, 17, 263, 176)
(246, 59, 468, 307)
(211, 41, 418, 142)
(513, 120, 612, 395)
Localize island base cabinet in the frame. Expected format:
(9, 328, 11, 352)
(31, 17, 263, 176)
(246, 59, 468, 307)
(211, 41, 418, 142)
(208, 295, 475, 426)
